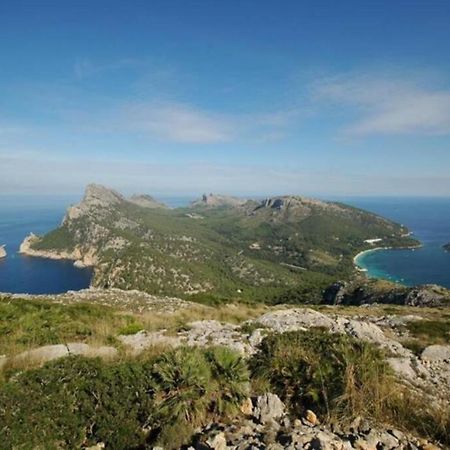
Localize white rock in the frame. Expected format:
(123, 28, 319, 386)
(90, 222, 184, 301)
(421, 345, 450, 362)
(253, 393, 285, 424)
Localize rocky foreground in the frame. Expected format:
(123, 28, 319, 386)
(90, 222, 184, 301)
(1, 289, 449, 449)
(191, 393, 441, 450)
(3, 291, 449, 408)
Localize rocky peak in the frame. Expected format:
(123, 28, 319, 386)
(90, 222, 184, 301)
(257, 196, 329, 211)
(128, 194, 168, 209)
(83, 184, 125, 207)
(191, 193, 247, 208)
(64, 184, 125, 222)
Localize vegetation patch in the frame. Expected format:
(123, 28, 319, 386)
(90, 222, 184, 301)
(0, 347, 250, 449)
(0, 297, 140, 356)
(249, 329, 450, 445)
(406, 319, 450, 346)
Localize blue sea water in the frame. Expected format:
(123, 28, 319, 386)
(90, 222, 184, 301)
(344, 197, 450, 289)
(0, 195, 194, 294)
(1, 195, 449, 293)
(0, 195, 93, 294)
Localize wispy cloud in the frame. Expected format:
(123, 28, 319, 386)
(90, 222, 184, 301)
(123, 102, 233, 143)
(117, 101, 296, 144)
(312, 72, 450, 136)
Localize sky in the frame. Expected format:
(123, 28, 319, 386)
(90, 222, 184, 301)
(1, 0, 450, 197)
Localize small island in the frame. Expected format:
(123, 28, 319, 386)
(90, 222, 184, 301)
(0, 245, 6, 259)
(444, 243, 450, 252)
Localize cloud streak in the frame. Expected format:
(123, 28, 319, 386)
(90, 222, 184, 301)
(312, 72, 450, 136)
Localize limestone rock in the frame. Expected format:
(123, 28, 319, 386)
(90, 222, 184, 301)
(206, 432, 227, 450)
(421, 345, 450, 362)
(305, 409, 319, 426)
(129, 194, 168, 209)
(190, 193, 247, 208)
(240, 397, 253, 416)
(253, 393, 285, 424)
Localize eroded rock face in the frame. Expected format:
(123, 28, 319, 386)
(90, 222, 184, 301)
(323, 281, 450, 307)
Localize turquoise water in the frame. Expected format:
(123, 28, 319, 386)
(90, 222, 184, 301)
(344, 198, 450, 288)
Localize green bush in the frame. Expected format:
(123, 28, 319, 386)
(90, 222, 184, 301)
(0, 356, 153, 449)
(249, 329, 392, 420)
(205, 346, 250, 417)
(0, 347, 250, 449)
(150, 346, 250, 448)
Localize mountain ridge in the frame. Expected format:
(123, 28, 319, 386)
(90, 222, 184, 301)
(20, 184, 419, 301)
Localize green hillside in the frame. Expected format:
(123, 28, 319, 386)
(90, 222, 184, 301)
(30, 185, 418, 302)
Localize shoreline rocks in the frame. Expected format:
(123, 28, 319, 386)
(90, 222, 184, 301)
(0, 245, 6, 259)
(18, 232, 96, 269)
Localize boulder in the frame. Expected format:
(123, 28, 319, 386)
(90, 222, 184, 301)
(253, 393, 285, 424)
(421, 345, 450, 362)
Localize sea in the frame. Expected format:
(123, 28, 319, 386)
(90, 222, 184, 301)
(0, 195, 449, 294)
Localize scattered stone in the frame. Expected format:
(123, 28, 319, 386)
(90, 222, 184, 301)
(240, 397, 253, 416)
(305, 409, 319, 426)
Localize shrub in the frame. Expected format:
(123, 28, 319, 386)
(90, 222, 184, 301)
(150, 346, 250, 448)
(0, 356, 153, 449)
(249, 329, 392, 421)
(205, 346, 250, 417)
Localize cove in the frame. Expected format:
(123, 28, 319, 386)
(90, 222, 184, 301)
(0, 195, 92, 295)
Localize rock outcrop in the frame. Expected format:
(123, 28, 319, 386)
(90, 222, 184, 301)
(192, 394, 439, 450)
(0, 245, 6, 259)
(19, 233, 96, 268)
(128, 194, 168, 209)
(443, 243, 450, 252)
(190, 193, 247, 208)
(323, 280, 450, 307)
(115, 307, 450, 405)
(0, 343, 118, 370)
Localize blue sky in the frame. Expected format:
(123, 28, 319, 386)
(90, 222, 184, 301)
(1, 0, 450, 196)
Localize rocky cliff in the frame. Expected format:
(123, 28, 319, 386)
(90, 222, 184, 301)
(0, 245, 6, 259)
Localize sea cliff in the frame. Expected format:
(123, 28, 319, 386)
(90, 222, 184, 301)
(19, 233, 96, 268)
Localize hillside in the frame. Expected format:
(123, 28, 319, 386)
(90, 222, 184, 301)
(0, 292, 449, 448)
(21, 184, 419, 301)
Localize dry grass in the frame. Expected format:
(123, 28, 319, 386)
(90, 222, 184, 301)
(138, 302, 269, 333)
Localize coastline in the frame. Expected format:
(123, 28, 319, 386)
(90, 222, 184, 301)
(353, 244, 423, 275)
(19, 233, 96, 269)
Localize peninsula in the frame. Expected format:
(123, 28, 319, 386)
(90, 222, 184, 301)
(19, 183, 419, 302)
